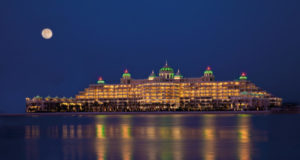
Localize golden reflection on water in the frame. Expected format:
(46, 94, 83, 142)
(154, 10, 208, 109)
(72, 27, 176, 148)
(238, 115, 251, 160)
(171, 116, 183, 160)
(146, 126, 156, 140)
(96, 141, 106, 160)
(121, 138, 132, 160)
(25, 125, 40, 160)
(47, 126, 59, 138)
(96, 124, 105, 139)
(77, 125, 82, 139)
(202, 114, 216, 160)
(23, 114, 263, 160)
(95, 116, 107, 160)
(121, 124, 131, 139)
(62, 125, 68, 139)
(121, 124, 132, 160)
(25, 125, 40, 139)
(69, 125, 75, 139)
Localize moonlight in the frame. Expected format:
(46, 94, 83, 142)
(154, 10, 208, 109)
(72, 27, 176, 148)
(41, 28, 53, 39)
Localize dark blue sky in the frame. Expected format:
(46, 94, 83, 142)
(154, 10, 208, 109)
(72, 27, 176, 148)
(0, 0, 299, 113)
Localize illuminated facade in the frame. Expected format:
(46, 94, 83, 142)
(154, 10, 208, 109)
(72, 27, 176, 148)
(26, 62, 282, 112)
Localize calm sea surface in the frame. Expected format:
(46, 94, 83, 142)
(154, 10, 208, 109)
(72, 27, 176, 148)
(0, 113, 299, 160)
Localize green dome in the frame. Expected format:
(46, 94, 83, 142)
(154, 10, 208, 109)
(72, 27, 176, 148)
(204, 66, 213, 75)
(174, 74, 183, 78)
(148, 70, 156, 80)
(174, 69, 183, 79)
(159, 61, 174, 73)
(160, 67, 174, 72)
(45, 95, 51, 99)
(34, 95, 42, 99)
(204, 70, 213, 74)
(122, 69, 131, 78)
(97, 76, 105, 84)
(159, 61, 175, 79)
(239, 72, 248, 80)
(239, 76, 247, 80)
(149, 70, 156, 77)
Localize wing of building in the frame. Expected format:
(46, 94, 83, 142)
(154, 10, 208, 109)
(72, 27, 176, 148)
(26, 62, 282, 112)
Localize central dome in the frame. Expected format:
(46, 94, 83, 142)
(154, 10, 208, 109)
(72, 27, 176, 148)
(159, 61, 174, 79)
(159, 61, 174, 73)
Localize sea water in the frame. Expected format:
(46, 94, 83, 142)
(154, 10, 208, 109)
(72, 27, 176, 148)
(0, 113, 299, 160)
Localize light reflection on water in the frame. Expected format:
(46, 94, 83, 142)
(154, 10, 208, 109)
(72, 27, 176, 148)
(23, 115, 255, 160)
(238, 115, 251, 160)
(202, 115, 216, 160)
(2, 114, 297, 160)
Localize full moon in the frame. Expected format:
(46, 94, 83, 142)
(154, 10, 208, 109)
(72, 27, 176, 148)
(41, 28, 53, 39)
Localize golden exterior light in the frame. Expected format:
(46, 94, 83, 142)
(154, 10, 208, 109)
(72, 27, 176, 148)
(25, 63, 282, 112)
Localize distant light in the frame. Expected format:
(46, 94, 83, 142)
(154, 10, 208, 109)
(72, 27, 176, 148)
(41, 28, 53, 39)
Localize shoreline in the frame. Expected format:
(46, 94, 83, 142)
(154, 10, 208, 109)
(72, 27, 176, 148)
(0, 110, 298, 116)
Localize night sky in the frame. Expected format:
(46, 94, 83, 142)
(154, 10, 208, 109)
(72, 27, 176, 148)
(0, 0, 299, 113)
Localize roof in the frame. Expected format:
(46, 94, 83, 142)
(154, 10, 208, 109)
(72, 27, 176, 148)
(159, 62, 174, 73)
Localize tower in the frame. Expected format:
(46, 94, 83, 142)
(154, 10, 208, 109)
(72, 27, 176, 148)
(174, 69, 183, 80)
(239, 72, 248, 81)
(148, 70, 156, 80)
(203, 66, 215, 81)
(97, 76, 105, 84)
(121, 69, 132, 84)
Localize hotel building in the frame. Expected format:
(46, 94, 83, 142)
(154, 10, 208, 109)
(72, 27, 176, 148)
(26, 62, 282, 112)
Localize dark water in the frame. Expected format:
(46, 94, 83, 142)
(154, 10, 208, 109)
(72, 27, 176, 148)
(0, 113, 299, 160)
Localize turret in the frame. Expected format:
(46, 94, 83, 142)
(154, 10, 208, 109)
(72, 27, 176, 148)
(122, 69, 131, 79)
(121, 69, 132, 84)
(148, 70, 156, 80)
(45, 95, 51, 101)
(203, 66, 215, 81)
(174, 69, 183, 80)
(239, 72, 248, 81)
(97, 76, 105, 84)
